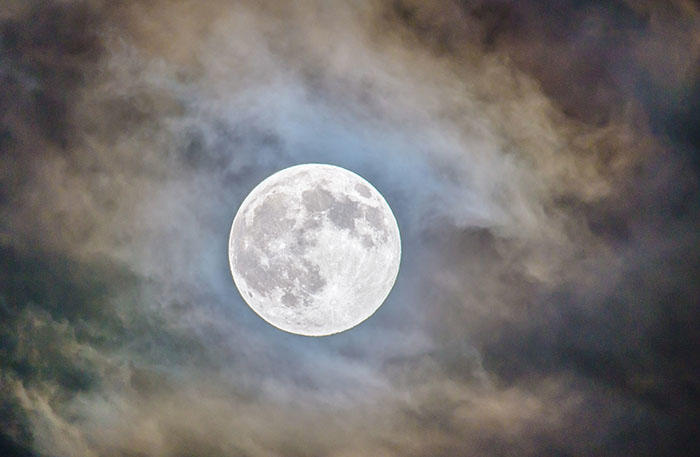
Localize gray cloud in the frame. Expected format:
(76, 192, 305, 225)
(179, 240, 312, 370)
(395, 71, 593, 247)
(1, 0, 698, 456)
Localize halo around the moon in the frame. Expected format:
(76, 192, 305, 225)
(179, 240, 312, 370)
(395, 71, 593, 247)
(228, 164, 401, 336)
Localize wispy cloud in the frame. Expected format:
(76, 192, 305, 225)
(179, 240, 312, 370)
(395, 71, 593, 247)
(1, 1, 698, 456)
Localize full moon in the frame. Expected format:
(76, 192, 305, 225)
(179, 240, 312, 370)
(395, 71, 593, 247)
(228, 164, 401, 336)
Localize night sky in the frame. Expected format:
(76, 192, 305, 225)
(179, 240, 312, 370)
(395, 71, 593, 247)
(1, 1, 699, 456)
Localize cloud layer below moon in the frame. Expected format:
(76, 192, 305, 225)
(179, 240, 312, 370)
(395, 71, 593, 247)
(1, 1, 698, 456)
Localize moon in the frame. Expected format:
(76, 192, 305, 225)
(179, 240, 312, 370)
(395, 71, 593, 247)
(228, 164, 401, 336)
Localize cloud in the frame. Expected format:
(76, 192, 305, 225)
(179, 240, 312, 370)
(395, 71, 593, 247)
(1, 0, 698, 456)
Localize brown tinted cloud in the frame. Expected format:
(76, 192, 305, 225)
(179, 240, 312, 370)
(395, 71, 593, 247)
(1, 1, 698, 456)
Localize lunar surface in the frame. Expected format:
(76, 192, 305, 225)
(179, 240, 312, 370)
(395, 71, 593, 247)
(228, 164, 401, 336)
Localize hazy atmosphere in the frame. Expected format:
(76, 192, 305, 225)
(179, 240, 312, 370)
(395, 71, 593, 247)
(1, 1, 699, 456)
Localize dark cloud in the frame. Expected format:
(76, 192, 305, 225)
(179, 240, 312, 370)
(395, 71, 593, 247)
(0, 389, 35, 457)
(0, 1, 102, 150)
(1, 0, 698, 456)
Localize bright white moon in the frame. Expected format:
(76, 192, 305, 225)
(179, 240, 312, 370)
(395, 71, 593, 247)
(229, 164, 401, 336)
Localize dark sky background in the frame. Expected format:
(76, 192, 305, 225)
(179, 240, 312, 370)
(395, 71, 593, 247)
(1, 1, 699, 456)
